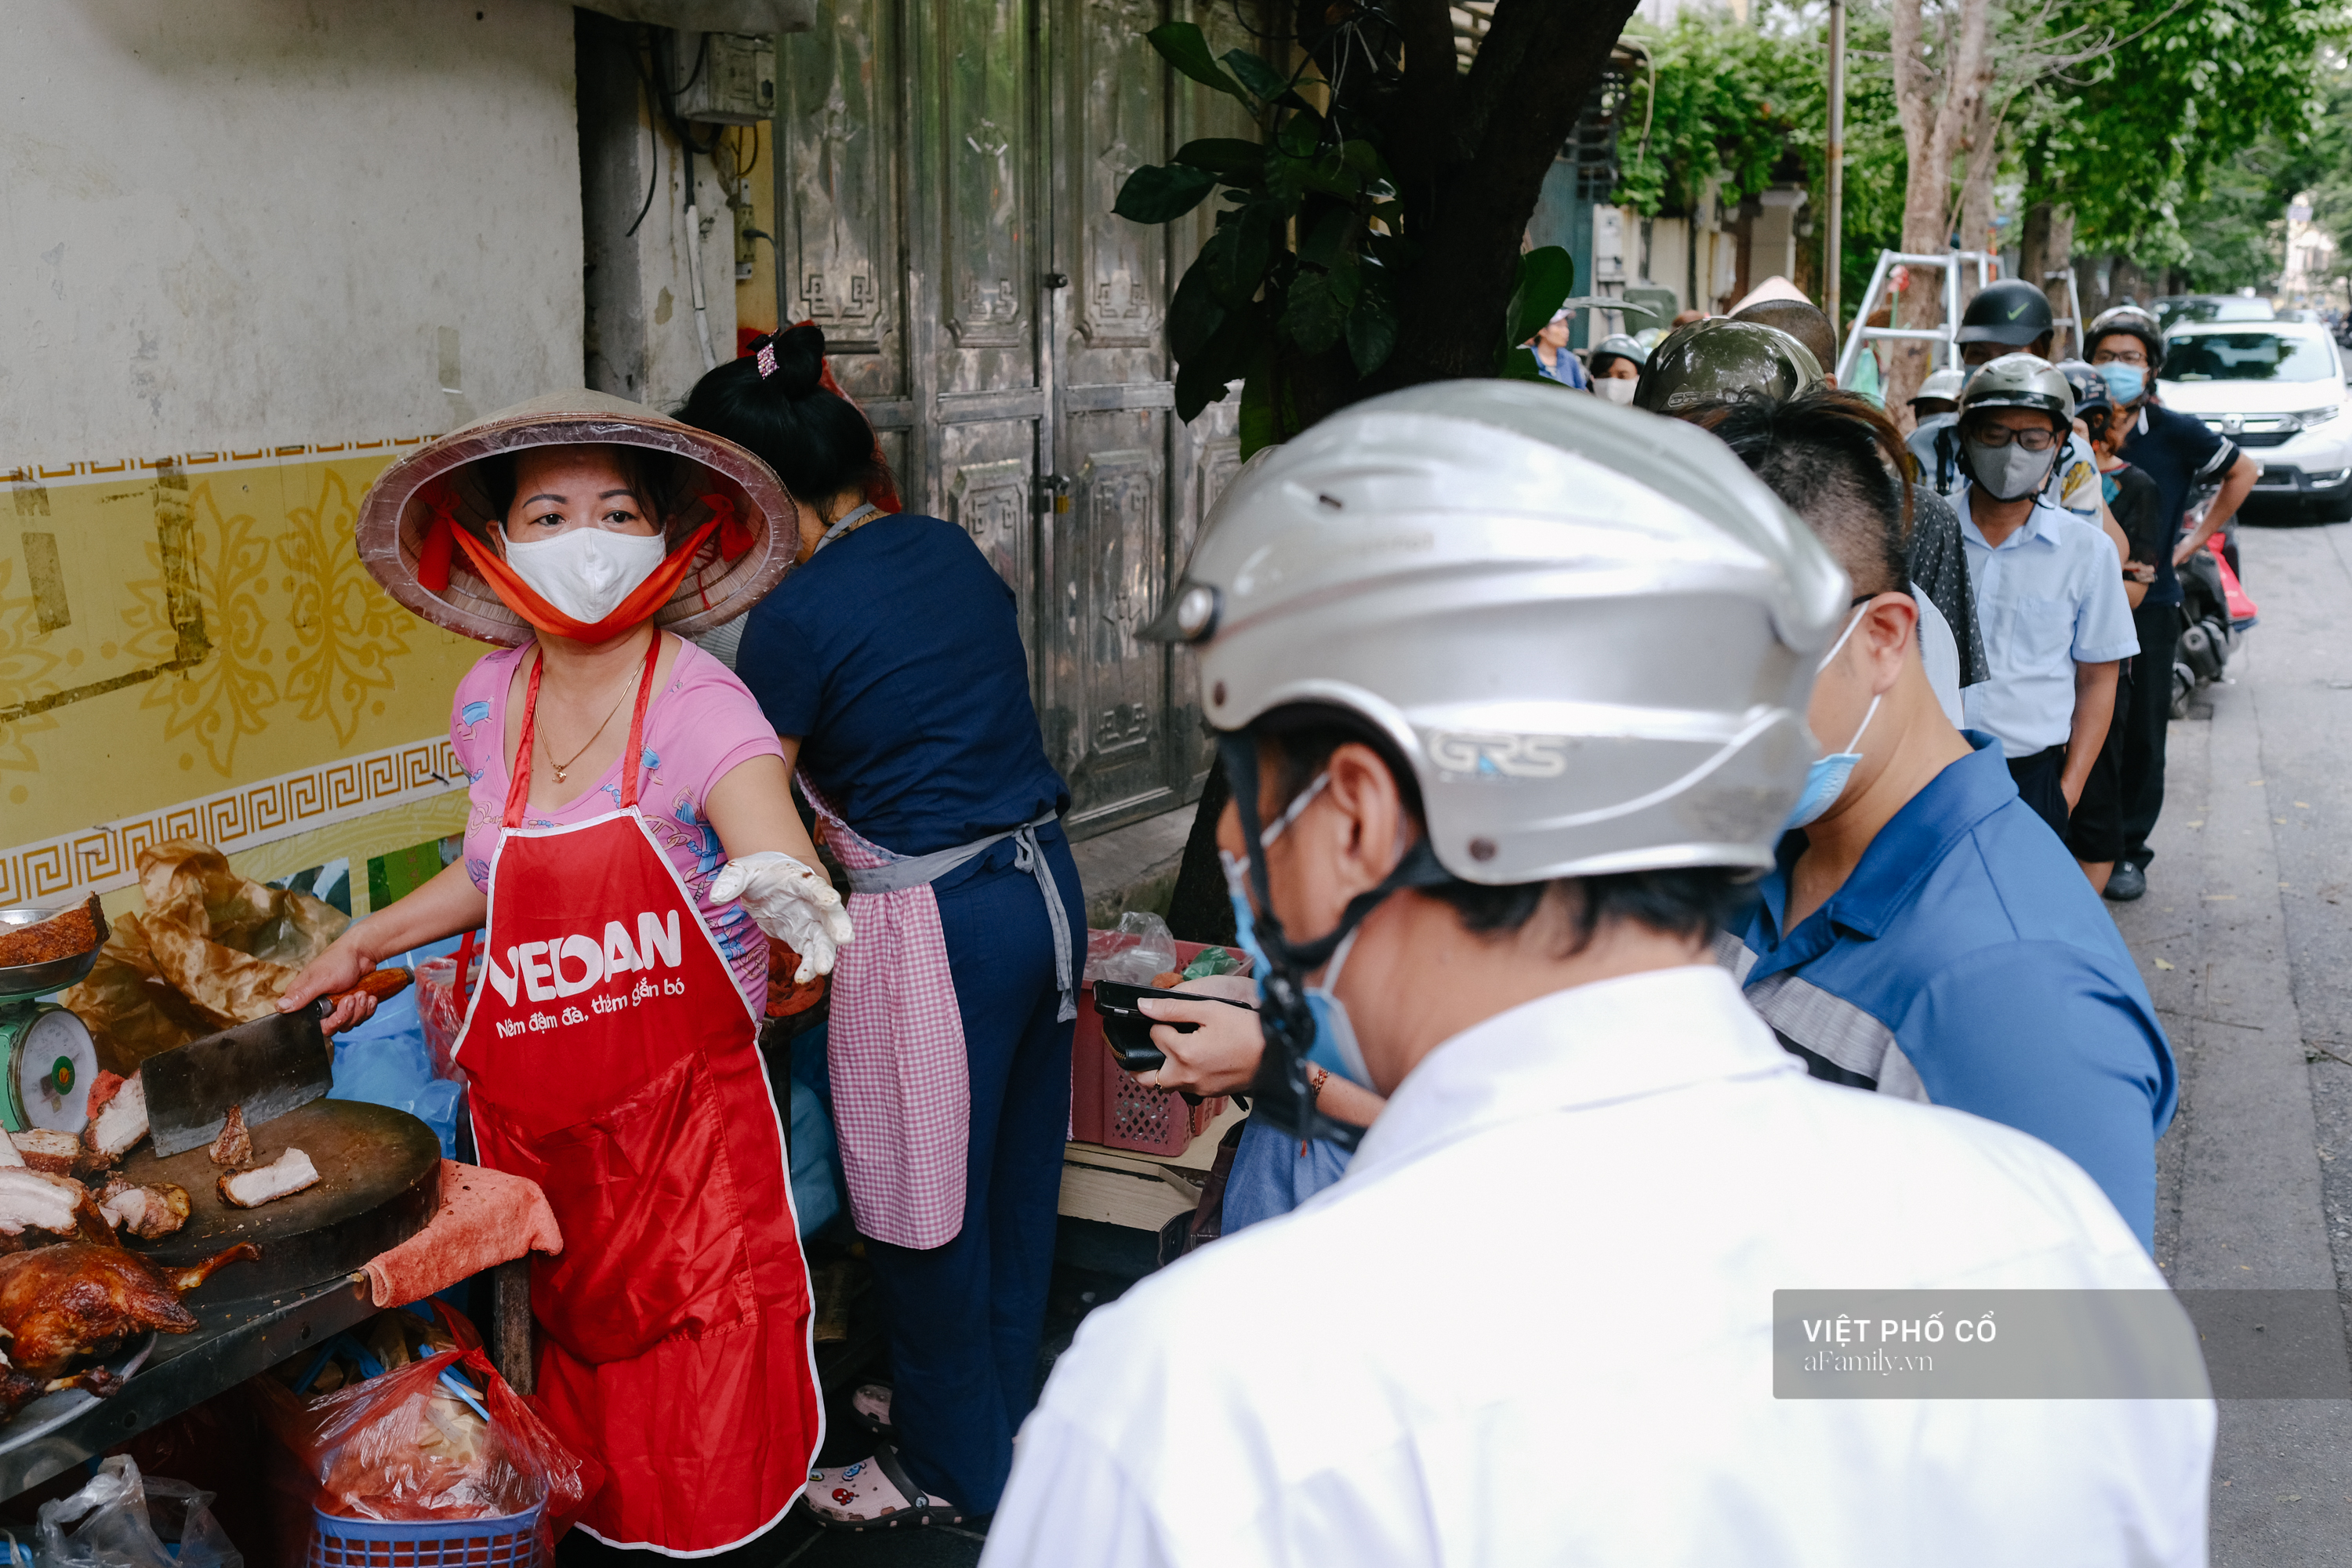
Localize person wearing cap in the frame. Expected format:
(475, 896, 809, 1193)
(1585, 332, 1646, 403)
(1639, 318, 1985, 728)
(673, 325, 1084, 1530)
(1695, 387, 2173, 1248)
(2088, 304, 2259, 902)
(978, 383, 2212, 1566)
(1527, 307, 1591, 389)
(1950, 354, 2140, 840)
(2059, 363, 2163, 894)
(1952, 280, 2103, 522)
(1904, 364, 1967, 488)
(285, 394, 840, 1555)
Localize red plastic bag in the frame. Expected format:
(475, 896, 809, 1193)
(2209, 537, 2259, 626)
(263, 1346, 601, 1544)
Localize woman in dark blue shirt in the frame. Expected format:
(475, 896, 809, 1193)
(679, 325, 1083, 1530)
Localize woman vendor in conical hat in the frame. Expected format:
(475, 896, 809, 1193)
(281, 391, 843, 1556)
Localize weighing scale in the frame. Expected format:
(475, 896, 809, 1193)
(0, 905, 103, 1137)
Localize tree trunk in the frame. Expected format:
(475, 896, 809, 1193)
(2019, 204, 2078, 355)
(1886, 0, 1994, 423)
(1359, 0, 1643, 395)
(1161, 0, 1642, 927)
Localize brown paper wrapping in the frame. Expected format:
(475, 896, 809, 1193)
(63, 841, 349, 1075)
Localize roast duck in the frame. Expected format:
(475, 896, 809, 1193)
(0, 1067, 260, 1420)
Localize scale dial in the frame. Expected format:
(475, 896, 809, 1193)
(2, 1006, 96, 1133)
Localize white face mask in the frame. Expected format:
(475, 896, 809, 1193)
(501, 524, 668, 625)
(1595, 378, 1638, 405)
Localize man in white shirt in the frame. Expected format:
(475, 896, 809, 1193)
(1951, 354, 2141, 839)
(982, 383, 2211, 1567)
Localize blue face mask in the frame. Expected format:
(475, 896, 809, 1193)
(1785, 608, 1884, 833)
(1221, 851, 1376, 1089)
(2098, 361, 2146, 404)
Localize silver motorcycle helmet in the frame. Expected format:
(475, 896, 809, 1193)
(1145, 380, 1852, 887)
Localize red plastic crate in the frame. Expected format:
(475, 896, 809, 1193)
(1071, 935, 1249, 1156)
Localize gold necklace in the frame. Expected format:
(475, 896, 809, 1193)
(540, 665, 642, 784)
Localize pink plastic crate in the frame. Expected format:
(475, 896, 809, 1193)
(1071, 935, 1248, 1156)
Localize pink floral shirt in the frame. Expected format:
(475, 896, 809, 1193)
(450, 638, 783, 1008)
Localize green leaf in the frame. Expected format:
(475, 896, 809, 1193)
(1212, 201, 1277, 307)
(1282, 269, 1347, 354)
(1114, 162, 1218, 224)
(1277, 111, 1323, 158)
(1298, 207, 1356, 270)
(1221, 49, 1289, 102)
(1147, 22, 1250, 100)
(1497, 344, 1553, 382)
(1502, 246, 1576, 355)
(1168, 261, 1227, 365)
(1175, 305, 1261, 422)
(1174, 138, 1265, 180)
(1345, 288, 1397, 376)
(1238, 348, 1294, 459)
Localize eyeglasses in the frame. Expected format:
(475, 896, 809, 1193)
(1967, 426, 2060, 452)
(2091, 348, 2149, 367)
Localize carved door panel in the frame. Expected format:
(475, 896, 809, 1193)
(775, 0, 1263, 837)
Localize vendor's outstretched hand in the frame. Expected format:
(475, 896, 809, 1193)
(278, 942, 380, 1034)
(711, 851, 853, 982)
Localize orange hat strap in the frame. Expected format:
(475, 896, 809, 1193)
(446, 516, 720, 642)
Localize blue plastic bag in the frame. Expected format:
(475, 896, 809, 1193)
(327, 938, 464, 1158)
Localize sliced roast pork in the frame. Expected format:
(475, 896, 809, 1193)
(12, 1131, 81, 1177)
(83, 1073, 148, 1163)
(219, 1147, 319, 1209)
(96, 1178, 191, 1240)
(209, 1104, 251, 1168)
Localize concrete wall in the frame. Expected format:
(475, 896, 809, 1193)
(0, 0, 585, 910)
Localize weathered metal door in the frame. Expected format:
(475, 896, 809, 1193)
(771, 0, 1247, 840)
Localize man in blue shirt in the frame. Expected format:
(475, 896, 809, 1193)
(1706, 387, 2175, 1249)
(1950, 356, 2140, 840)
(2090, 306, 2259, 901)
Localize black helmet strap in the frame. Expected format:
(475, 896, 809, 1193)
(1216, 728, 1448, 1152)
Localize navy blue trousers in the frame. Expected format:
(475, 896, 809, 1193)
(862, 828, 1082, 1513)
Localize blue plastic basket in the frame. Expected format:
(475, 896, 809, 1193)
(307, 1503, 544, 1568)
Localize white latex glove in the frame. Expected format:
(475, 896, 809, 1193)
(710, 851, 854, 982)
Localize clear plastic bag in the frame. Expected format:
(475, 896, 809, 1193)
(1090, 911, 1178, 986)
(257, 1346, 601, 1544)
(33, 1457, 241, 1568)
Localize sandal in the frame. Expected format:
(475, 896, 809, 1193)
(850, 1381, 895, 1439)
(802, 1442, 964, 1530)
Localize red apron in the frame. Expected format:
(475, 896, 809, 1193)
(452, 636, 821, 1554)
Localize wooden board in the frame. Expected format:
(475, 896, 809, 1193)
(112, 1098, 439, 1305)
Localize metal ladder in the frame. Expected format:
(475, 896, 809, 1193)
(2043, 266, 2086, 361)
(1834, 249, 1999, 386)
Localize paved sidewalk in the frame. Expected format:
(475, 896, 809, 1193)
(2114, 520, 2352, 1567)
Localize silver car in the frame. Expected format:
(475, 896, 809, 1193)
(2159, 318, 2352, 520)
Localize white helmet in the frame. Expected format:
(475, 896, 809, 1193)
(1148, 381, 1850, 885)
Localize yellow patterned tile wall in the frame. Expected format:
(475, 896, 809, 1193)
(2, 442, 485, 904)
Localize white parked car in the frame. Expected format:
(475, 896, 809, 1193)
(2158, 319, 2352, 520)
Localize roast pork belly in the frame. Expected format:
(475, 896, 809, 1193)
(83, 1074, 147, 1163)
(13, 1131, 81, 1177)
(219, 1148, 319, 1209)
(209, 1104, 251, 1169)
(0, 1170, 93, 1237)
(96, 1179, 190, 1240)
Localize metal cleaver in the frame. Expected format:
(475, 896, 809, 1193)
(142, 1000, 336, 1160)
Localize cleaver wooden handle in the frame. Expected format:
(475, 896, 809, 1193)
(329, 967, 415, 1008)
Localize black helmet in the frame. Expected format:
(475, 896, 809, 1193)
(1957, 352, 2074, 427)
(1955, 279, 2056, 347)
(2086, 304, 2165, 373)
(1634, 319, 1824, 414)
(2055, 359, 2109, 418)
